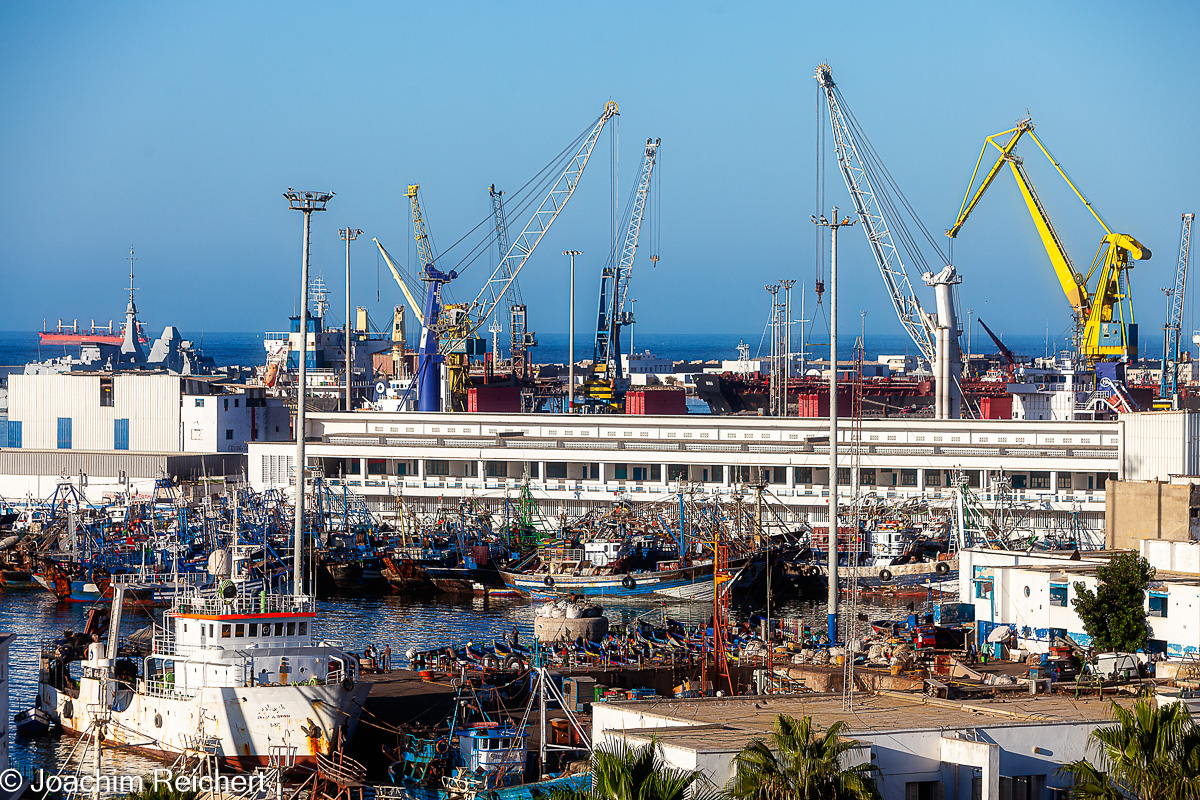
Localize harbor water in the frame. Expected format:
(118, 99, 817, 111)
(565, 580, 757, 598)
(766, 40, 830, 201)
(2, 585, 920, 785)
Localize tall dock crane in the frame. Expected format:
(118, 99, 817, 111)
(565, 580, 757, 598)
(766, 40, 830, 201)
(583, 137, 661, 408)
(815, 63, 962, 419)
(489, 184, 537, 379)
(946, 117, 1150, 364)
(376, 102, 620, 412)
(1162, 213, 1195, 402)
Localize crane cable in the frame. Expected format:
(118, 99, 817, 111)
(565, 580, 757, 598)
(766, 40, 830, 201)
(407, 112, 606, 282)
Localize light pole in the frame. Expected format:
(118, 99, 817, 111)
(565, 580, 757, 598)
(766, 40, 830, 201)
(563, 250, 582, 412)
(812, 205, 855, 644)
(340, 227, 363, 412)
(285, 188, 333, 597)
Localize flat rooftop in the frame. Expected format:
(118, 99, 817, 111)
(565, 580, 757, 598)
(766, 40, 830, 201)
(601, 691, 1121, 751)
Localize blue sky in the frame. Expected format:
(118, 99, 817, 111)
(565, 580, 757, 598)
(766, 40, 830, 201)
(1, 1, 1197, 352)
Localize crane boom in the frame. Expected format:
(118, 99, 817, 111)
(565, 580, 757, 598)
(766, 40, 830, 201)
(946, 117, 1150, 362)
(1163, 212, 1195, 399)
(594, 137, 660, 385)
(466, 102, 619, 339)
(489, 183, 533, 370)
(815, 64, 936, 363)
(373, 238, 425, 328)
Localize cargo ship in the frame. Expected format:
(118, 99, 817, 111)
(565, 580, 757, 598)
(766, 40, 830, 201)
(38, 318, 147, 347)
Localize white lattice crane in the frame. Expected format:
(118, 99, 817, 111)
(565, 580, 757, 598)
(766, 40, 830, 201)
(1164, 212, 1195, 401)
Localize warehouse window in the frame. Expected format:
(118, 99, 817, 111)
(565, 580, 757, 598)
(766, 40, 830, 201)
(1150, 592, 1169, 618)
(1050, 583, 1068, 607)
(795, 467, 813, 484)
(425, 460, 450, 477)
(100, 377, 114, 407)
(1030, 471, 1050, 489)
(225, 429, 233, 440)
(114, 419, 129, 451)
(924, 469, 941, 487)
(859, 469, 876, 486)
(7, 421, 21, 449)
(900, 469, 917, 486)
(57, 417, 72, 450)
(1058, 473, 1073, 489)
(546, 462, 568, 479)
(195, 398, 204, 407)
(486, 461, 506, 478)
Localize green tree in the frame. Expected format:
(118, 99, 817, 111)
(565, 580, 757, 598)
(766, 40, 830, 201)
(551, 737, 709, 800)
(725, 713, 880, 800)
(1059, 698, 1200, 799)
(1071, 551, 1155, 652)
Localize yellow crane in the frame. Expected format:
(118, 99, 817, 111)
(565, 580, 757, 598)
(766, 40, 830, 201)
(946, 117, 1150, 362)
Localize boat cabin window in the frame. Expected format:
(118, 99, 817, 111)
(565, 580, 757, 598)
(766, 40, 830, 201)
(221, 624, 232, 638)
(209, 624, 214, 638)
(299, 621, 307, 636)
(287, 622, 296, 636)
(248, 623, 258, 636)
(235, 624, 245, 637)
(275, 623, 284, 636)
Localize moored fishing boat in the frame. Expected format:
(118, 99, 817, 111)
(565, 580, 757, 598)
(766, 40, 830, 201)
(35, 547, 369, 769)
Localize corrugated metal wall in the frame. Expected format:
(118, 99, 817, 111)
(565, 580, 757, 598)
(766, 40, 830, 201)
(0, 450, 244, 479)
(1122, 411, 1198, 481)
(9, 373, 182, 451)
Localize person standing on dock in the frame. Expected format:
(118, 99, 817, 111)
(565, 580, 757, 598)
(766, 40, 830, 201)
(383, 645, 392, 671)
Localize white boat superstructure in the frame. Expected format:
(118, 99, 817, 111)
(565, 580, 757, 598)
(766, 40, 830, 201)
(39, 550, 369, 769)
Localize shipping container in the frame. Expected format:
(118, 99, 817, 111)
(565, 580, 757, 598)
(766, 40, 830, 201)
(978, 395, 1012, 420)
(467, 385, 522, 413)
(626, 387, 687, 415)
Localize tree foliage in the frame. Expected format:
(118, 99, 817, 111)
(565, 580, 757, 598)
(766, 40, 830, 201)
(1059, 698, 1200, 799)
(1071, 551, 1155, 652)
(725, 713, 880, 800)
(551, 737, 712, 800)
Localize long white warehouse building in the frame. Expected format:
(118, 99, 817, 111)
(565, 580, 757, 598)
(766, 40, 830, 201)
(246, 409, 1200, 538)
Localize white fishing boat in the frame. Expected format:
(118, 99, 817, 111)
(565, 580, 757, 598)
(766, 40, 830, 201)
(37, 546, 369, 769)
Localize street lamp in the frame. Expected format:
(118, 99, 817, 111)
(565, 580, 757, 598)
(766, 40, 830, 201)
(340, 227, 364, 412)
(284, 187, 332, 597)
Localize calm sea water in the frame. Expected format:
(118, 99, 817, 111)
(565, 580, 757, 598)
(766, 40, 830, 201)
(0, 329, 1059, 371)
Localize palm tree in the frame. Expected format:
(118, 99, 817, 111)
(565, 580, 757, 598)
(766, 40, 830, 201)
(1059, 698, 1200, 799)
(725, 713, 880, 800)
(551, 737, 710, 800)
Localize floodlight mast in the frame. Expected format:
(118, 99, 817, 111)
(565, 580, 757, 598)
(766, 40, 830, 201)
(285, 188, 333, 596)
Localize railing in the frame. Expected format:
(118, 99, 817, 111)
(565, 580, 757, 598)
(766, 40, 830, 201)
(175, 592, 315, 616)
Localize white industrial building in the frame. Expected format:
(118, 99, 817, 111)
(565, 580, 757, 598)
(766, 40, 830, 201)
(240, 409, 1200, 541)
(594, 692, 1117, 800)
(962, 538, 1200, 658)
(5, 372, 288, 453)
(1, 372, 290, 497)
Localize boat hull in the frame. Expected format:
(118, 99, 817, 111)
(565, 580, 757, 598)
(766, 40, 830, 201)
(500, 561, 726, 598)
(45, 675, 370, 770)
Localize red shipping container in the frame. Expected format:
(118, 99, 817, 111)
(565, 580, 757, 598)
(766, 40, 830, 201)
(626, 387, 687, 415)
(468, 385, 522, 412)
(978, 395, 1012, 419)
(796, 393, 829, 418)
